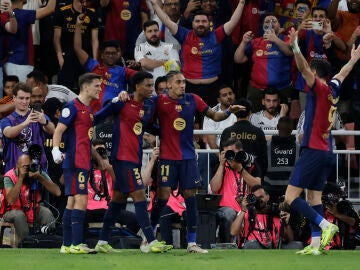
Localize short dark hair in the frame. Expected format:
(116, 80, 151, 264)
(131, 71, 153, 92)
(166, 70, 182, 82)
(155, 76, 167, 90)
(26, 70, 47, 84)
(3, 75, 19, 86)
(309, 58, 331, 80)
(92, 138, 107, 147)
(100, 40, 121, 52)
(263, 87, 279, 98)
(311, 7, 327, 16)
(13, 82, 32, 96)
(220, 137, 243, 151)
(78, 73, 102, 90)
(234, 98, 252, 118)
(143, 20, 159, 31)
(251, 184, 266, 194)
(217, 84, 233, 97)
(192, 9, 209, 21)
(295, 0, 311, 8)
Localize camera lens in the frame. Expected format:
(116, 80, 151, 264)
(225, 150, 236, 161)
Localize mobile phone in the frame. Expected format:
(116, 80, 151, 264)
(32, 103, 42, 112)
(311, 21, 323, 31)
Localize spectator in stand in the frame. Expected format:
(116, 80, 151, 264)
(136, 0, 181, 51)
(74, 14, 136, 113)
(234, 14, 294, 113)
(286, 0, 312, 31)
(4, 0, 56, 82)
(100, 0, 149, 60)
(2, 154, 61, 246)
(150, 0, 246, 106)
(26, 70, 77, 104)
(327, 0, 360, 115)
(135, 20, 180, 86)
(293, 7, 346, 111)
(53, 0, 99, 92)
(210, 138, 261, 243)
(249, 88, 289, 131)
(0, 83, 55, 173)
(154, 75, 167, 95)
(0, 1, 17, 97)
(220, 98, 268, 176)
(0, 76, 19, 120)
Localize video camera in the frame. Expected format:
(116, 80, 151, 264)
(225, 150, 255, 168)
(28, 144, 42, 173)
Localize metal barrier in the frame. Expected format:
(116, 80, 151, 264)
(143, 130, 360, 203)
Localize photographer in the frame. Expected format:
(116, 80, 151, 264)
(86, 139, 139, 236)
(321, 182, 360, 250)
(210, 138, 261, 243)
(230, 185, 302, 249)
(2, 154, 61, 246)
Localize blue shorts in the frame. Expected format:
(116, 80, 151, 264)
(157, 159, 201, 192)
(112, 160, 144, 194)
(289, 148, 336, 191)
(63, 168, 90, 196)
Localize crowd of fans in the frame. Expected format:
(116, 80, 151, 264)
(0, 0, 359, 252)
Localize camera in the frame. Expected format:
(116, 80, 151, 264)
(225, 150, 255, 167)
(31, 103, 42, 112)
(246, 194, 258, 206)
(321, 193, 338, 205)
(28, 144, 42, 173)
(96, 147, 108, 159)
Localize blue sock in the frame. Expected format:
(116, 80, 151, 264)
(135, 201, 155, 243)
(151, 198, 168, 229)
(62, 208, 72, 246)
(310, 204, 324, 237)
(291, 197, 323, 226)
(71, 209, 86, 246)
(99, 202, 124, 241)
(185, 196, 198, 243)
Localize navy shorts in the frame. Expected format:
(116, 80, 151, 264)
(289, 148, 336, 191)
(157, 159, 201, 192)
(112, 160, 144, 194)
(63, 168, 90, 196)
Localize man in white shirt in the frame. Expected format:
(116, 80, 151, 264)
(26, 70, 77, 103)
(200, 85, 237, 186)
(135, 20, 180, 87)
(249, 88, 288, 131)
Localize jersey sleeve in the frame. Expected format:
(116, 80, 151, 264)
(58, 102, 77, 127)
(193, 94, 209, 113)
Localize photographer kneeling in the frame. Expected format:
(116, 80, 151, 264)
(2, 154, 61, 246)
(230, 185, 303, 249)
(321, 182, 360, 250)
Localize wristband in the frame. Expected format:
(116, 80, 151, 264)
(237, 210, 247, 216)
(225, 109, 231, 116)
(43, 119, 49, 126)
